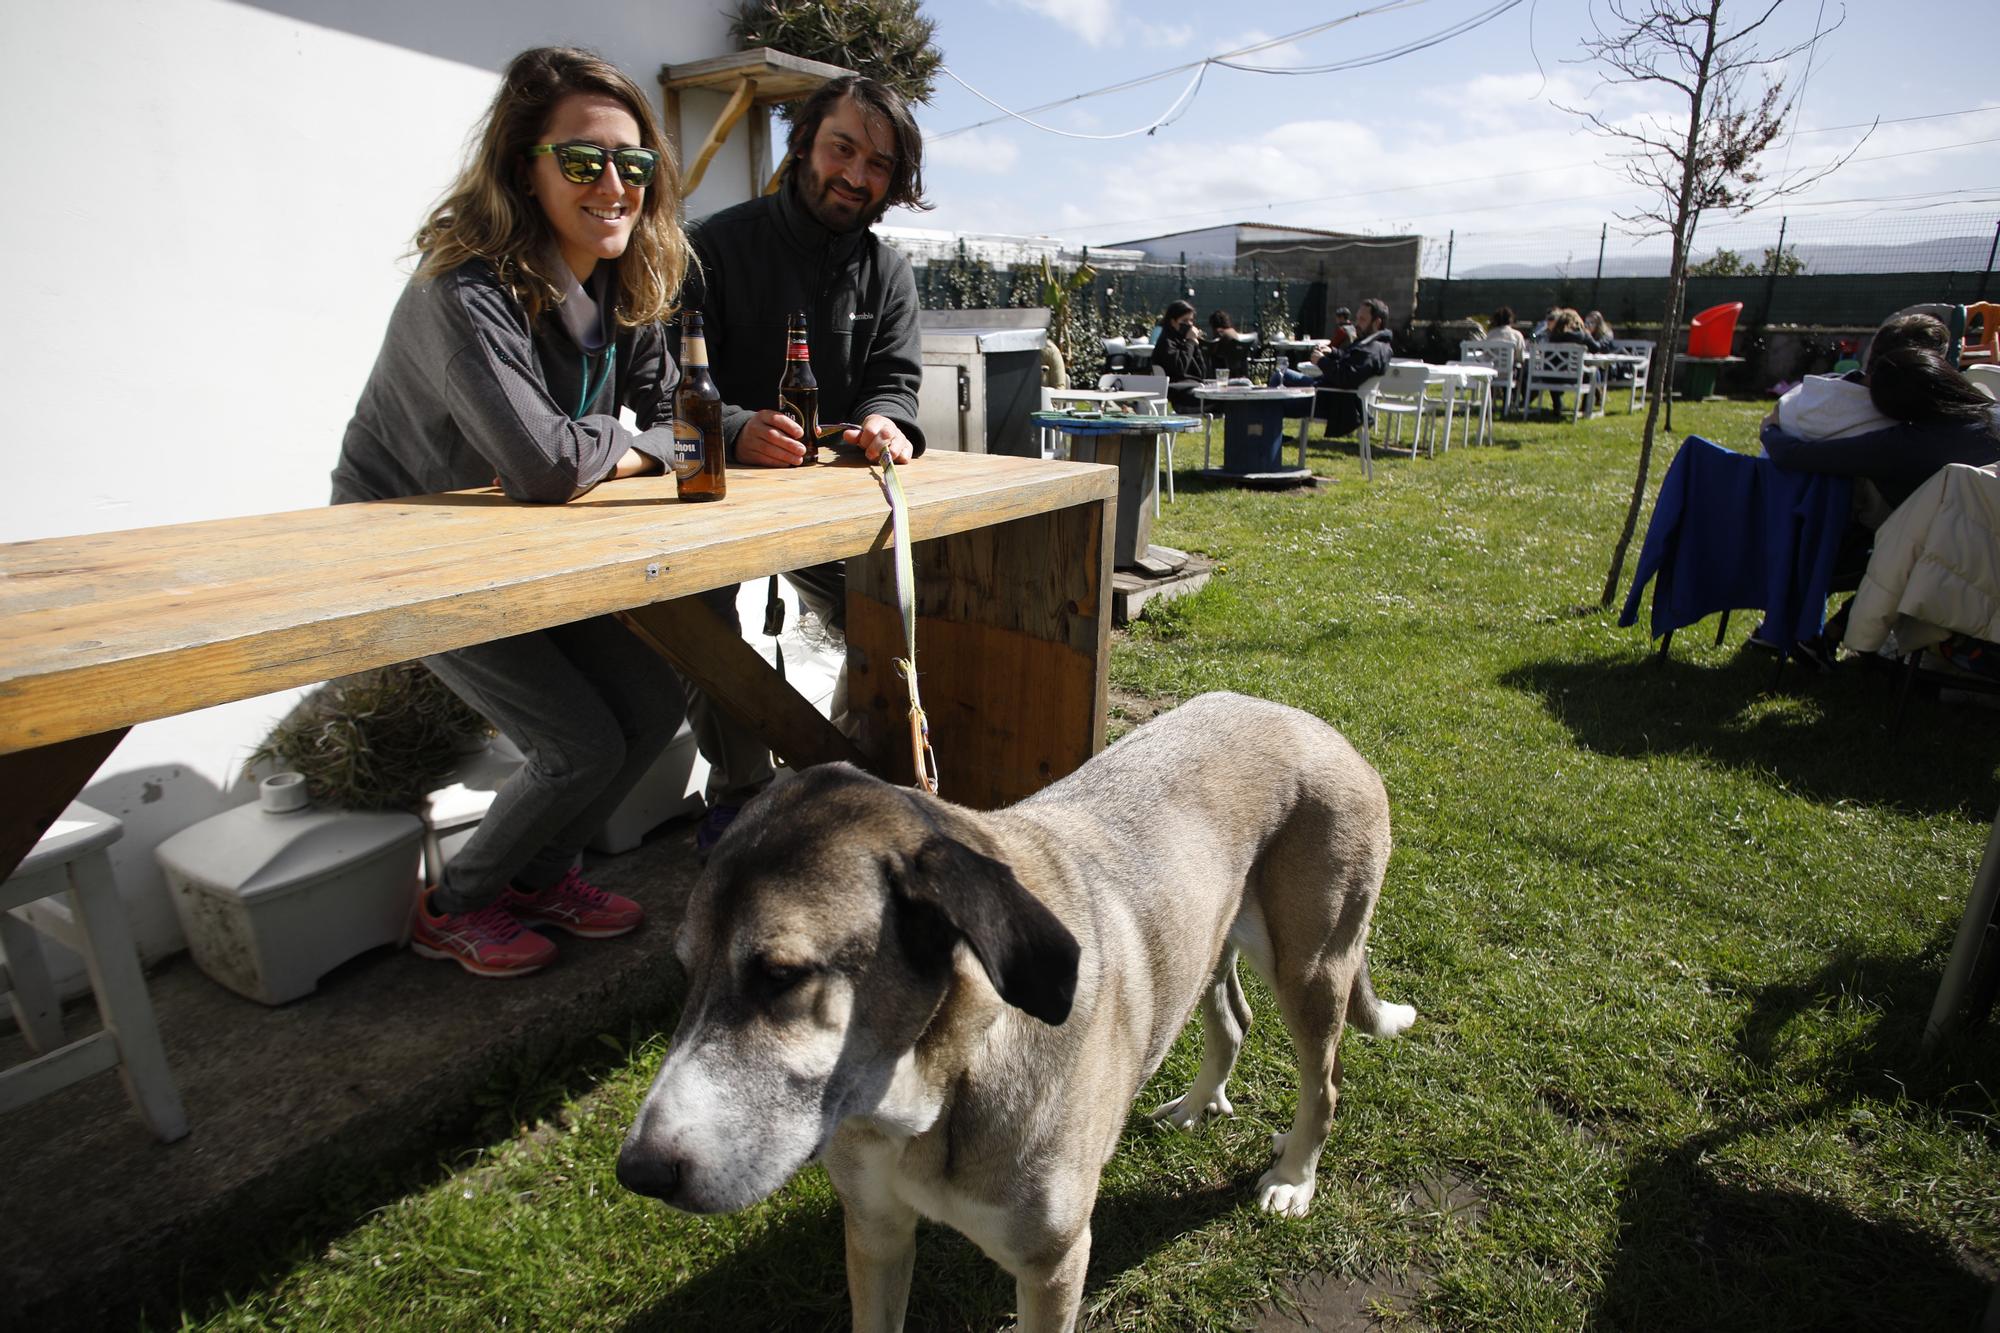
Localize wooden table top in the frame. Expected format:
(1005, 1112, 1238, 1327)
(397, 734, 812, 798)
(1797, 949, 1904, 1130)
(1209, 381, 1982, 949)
(0, 451, 1115, 755)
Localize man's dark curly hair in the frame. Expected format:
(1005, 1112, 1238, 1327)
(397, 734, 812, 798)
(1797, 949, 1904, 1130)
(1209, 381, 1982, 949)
(784, 75, 930, 223)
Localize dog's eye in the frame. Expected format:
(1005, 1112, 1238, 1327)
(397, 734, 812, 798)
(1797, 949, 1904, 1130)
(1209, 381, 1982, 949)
(752, 958, 814, 996)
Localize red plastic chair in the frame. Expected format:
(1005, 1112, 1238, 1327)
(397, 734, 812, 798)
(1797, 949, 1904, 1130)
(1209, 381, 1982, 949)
(1686, 302, 1742, 358)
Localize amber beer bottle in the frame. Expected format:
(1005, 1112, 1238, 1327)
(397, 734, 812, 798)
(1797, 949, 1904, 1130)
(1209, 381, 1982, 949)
(673, 310, 725, 501)
(777, 310, 820, 464)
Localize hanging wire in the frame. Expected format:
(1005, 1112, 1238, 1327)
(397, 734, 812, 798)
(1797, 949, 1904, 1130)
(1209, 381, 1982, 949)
(933, 0, 1445, 142)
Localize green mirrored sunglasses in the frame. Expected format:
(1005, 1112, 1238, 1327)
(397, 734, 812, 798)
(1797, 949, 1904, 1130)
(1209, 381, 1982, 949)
(528, 141, 660, 188)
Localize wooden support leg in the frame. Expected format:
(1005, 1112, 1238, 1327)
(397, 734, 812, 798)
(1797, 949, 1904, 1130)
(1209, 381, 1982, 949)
(618, 597, 864, 772)
(0, 729, 128, 882)
(846, 500, 1113, 810)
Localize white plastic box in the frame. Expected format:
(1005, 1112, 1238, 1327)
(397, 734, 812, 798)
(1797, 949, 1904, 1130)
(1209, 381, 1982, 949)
(155, 774, 425, 1005)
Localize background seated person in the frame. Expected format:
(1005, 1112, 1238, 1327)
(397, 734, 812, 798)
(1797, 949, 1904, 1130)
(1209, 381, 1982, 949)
(1764, 344, 2000, 516)
(1207, 309, 1251, 378)
(1150, 298, 1207, 412)
(1536, 307, 1593, 415)
(1761, 342, 2000, 663)
(1274, 297, 1394, 436)
(1773, 313, 1947, 434)
(1487, 305, 1528, 358)
(1583, 310, 1617, 353)
(1324, 305, 1358, 352)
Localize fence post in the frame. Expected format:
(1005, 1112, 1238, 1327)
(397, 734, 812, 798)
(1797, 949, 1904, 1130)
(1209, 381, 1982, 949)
(1179, 251, 1189, 299)
(1981, 219, 1999, 300)
(1251, 260, 1262, 340)
(1436, 230, 1454, 324)
(1756, 216, 1787, 331)
(1589, 223, 1606, 312)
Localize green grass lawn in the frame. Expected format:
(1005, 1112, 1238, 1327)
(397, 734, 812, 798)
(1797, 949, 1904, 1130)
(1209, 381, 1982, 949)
(185, 400, 1998, 1331)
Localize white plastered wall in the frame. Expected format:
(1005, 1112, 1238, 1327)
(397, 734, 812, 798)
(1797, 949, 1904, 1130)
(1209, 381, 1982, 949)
(0, 0, 767, 990)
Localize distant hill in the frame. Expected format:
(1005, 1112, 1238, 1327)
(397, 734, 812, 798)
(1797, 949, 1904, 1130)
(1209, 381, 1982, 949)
(1450, 231, 1996, 280)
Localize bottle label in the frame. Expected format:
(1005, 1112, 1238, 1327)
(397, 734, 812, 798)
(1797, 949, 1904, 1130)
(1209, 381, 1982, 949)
(669, 418, 704, 480)
(684, 333, 709, 367)
(787, 338, 809, 359)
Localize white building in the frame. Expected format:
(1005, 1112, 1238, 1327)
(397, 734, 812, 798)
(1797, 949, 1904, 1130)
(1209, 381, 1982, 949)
(0, 0, 773, 984)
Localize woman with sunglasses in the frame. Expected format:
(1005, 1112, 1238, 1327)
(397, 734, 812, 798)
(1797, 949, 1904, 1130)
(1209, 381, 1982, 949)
(331, 47, 692, 978)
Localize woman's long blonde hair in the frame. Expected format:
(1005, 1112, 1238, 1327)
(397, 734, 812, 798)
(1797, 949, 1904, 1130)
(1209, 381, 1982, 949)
(413, 47, 688, 327)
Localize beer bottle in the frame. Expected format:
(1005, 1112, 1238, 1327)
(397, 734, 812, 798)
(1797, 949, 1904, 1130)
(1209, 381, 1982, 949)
(777, 310, 820, 465)
(673, 310, 726, 502)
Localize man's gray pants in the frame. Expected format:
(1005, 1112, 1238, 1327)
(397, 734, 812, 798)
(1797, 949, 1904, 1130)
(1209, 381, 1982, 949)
(422, 614, 687, 914)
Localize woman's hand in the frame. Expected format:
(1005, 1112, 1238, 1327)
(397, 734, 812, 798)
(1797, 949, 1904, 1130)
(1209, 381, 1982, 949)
(611, 447, 658, 480)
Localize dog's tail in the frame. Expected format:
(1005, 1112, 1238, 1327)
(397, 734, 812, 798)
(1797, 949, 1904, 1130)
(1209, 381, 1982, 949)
(1349, 955, 1417, 1038)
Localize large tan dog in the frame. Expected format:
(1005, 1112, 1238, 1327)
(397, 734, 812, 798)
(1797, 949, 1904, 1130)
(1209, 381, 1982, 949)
(618, 692, 1415, 1331)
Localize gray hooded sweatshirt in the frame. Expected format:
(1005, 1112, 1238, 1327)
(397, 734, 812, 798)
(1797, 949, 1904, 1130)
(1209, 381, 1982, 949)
(331, 258, 677, 505)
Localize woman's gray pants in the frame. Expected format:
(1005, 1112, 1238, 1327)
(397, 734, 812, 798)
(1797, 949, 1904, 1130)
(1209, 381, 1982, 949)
(422, 614, 687, 913)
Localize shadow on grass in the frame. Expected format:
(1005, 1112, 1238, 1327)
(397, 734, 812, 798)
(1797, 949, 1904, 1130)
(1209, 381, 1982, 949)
(1591, 942, 2000, 1330)
(151, 1007, 683, 1333)
(1498, 651, 2000, 820)
(618, 1167, 1257, 1331)
(1734, 936, 2000, 1115)
(1594, 1127, 1994, 1332)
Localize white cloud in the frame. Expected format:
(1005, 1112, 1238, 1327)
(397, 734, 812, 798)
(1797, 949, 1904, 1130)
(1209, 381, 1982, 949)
(1008, 0, 1121, 48)
(1144, 23, 1195, 50)
(925, 129, 1022, 175)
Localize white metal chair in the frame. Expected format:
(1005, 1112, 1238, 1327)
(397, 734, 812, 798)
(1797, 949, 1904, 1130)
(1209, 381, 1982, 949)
(1103, 371, 1175, 505)
(1964, 362, 2000, 400)
(1366, 363, 1435, 458)
(1611, 339, 1656, 411)
(2, 802, 188, 1141)
(1459, 339, 1519, 419)
(1525, 344, 1596, 422)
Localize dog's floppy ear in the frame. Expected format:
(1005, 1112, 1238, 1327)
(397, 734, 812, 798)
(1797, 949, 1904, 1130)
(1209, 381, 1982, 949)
(891, 834, 1079, 1026)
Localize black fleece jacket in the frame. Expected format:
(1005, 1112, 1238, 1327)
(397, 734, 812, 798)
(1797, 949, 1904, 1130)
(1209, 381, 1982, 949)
(681, 181, 926, 457)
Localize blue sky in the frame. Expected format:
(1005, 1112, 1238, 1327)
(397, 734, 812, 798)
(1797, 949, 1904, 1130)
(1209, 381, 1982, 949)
(894, 0, 2000, 272)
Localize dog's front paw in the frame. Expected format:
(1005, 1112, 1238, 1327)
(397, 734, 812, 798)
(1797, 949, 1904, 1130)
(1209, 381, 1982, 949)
(1150, 1087, 1234, 1131)
(1255, 1168, 1317, 1218)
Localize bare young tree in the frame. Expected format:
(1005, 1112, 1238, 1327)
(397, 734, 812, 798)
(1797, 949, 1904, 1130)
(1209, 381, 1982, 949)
(1566, 0, 1865, 609)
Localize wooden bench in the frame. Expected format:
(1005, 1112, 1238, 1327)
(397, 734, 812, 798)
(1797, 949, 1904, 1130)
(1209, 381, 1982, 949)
(0, 452, 1119, 878)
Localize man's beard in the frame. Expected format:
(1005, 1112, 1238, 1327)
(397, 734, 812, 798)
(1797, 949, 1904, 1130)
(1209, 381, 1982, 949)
(796, 160, 880, 233)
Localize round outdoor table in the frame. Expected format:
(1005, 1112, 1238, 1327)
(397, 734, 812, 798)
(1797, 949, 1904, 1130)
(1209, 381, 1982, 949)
(1421, 362, 1498, 447)
(1191, 385, 1318, 486)
(1030, 411, 1201, 568)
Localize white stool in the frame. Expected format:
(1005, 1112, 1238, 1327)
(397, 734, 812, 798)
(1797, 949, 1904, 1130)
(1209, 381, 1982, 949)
(1, 802, 187, 1141)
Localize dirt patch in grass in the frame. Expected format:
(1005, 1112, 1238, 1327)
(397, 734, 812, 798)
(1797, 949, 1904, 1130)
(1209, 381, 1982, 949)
(1256, 1269, 1433, 1331)
(1107, 684, 1180, 743)
(1253, 1171, 1488, 1330)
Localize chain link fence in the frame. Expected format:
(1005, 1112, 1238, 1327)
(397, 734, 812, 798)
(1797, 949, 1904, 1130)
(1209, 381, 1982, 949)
(1419, 210, 2000, 329)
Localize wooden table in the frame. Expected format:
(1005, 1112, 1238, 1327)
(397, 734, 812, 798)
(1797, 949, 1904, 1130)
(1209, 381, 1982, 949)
(0, 452, 1119, 879)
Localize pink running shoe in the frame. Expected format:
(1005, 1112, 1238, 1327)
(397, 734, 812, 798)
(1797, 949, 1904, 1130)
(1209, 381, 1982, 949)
(410, 894, 555, 978)
(500, 867, 643, 939)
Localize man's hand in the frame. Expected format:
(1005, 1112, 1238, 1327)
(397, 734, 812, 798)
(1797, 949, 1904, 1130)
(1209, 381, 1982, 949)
(849, 414, 914, 464)
(737, 408, 810, 467)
